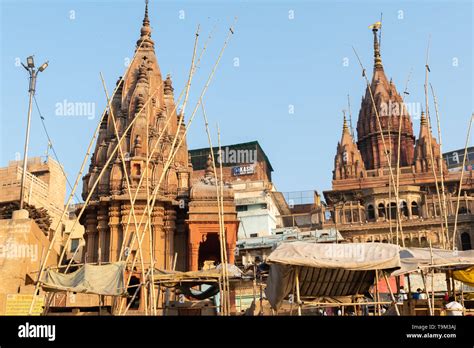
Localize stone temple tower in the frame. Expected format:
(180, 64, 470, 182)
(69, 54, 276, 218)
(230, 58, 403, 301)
(356, 26, 416, 170)
(81, 1, 192, 271)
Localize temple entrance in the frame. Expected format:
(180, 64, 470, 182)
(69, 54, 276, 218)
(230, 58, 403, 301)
(127, 276, 141, 310)
(198, 233, 221, 270)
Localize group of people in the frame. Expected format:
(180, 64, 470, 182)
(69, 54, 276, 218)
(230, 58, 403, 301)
(396, 286, 465, 315)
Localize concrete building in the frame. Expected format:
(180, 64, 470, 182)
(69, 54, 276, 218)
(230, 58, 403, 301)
(443, 146, 474, 172)
(189, 141, 286, 239)
(0, 156, 66, 231)
(0, 211, 58, 314)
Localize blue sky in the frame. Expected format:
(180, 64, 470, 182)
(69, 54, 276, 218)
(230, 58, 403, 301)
(0, 0, 472, 202)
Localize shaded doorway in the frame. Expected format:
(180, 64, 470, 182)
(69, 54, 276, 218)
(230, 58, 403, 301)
(127, 276, 141, 310)
(198, 233, 221, 270)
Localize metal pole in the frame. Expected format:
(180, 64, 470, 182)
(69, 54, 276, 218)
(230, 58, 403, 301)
(19, 70, 36, 210)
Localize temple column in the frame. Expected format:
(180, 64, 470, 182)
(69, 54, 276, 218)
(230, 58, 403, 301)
(97, 205, 109, 263)
(188, 241, 199, 271)
(85, 211, 98, 263)
(109, 202, 121, 262)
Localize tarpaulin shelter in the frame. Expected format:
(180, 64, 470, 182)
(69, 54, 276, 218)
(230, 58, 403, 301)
(453, 267, 474, 287)
(41, 262, 127, 296)
(391, 248, 474, 277)
(264, 242, 401, 311)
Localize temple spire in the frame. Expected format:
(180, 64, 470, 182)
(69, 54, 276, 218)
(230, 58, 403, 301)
(137, 0, 154, 49)
(369, 21, 383, 70)
(342, 110, 349, 134)
(143, 0, 150, 27)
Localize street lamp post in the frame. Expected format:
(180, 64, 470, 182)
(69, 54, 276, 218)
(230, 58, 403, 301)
(19, 56, 48, 211)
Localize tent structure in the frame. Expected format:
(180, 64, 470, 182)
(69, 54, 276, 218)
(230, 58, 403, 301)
(392, 248, 474, 277)
(41, 262, 127, 296)
(264, 242, 401, 311)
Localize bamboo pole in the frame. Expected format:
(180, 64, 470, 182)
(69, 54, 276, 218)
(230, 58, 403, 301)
(423, 40, 448, 248)
(295, 267, 302, 316)
(217, 123, 231, 315)
(383, 273, 400, 316)
(395, 69, 412, 245)
(421, 270, 433, 316)
(452, 114, 473, 249)
(375, 269, 381, 316)
(200, 100, 228, 315)
(429, 240, 435, 315)
(430, 83, 450, 248)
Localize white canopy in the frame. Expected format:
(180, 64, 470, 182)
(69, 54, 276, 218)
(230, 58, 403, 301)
(392, 248, 474, 276)
(264, 242, 401, 310)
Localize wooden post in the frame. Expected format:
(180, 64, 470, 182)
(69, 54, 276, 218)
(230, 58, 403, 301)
(421, 271, 433, 316)
(375, 270, 381, 316)
(295, 267, 302, 316)
(383, 273, 400, 316)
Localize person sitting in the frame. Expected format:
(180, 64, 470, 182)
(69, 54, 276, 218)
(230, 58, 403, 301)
(445, 297, 464, 316)
(412, 288, 421, 300)
(397, 286, 408, 303)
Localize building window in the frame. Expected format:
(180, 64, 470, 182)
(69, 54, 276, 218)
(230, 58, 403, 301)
(236, 205, 248, 212)
(345, 210, 352, 223)
(461, 232, 472, 250)
(388, 202, 397, 220)
(70, 239, 80, 252)
(367, 204, 375, 221)
(401, 201, 409, 217)
(250, 233, 258, 238)
(420, 237, 428, 247)
(351, 210, 358, 222)
(411, 201, 419, 217)
(378, 203, 385, 218)
(404, 238, 411, 247)
(260, 203, 268, 210)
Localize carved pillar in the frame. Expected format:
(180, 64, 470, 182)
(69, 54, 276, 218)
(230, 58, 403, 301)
(85, 211, 98, 263)
(109, 202, 121, 262)
(97, 205, 109, 263)
(188, 239, 199, 271)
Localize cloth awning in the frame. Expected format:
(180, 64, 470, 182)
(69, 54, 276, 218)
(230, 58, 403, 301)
(391, 248, 474, 277)
(453, 266, 474, 287)
(264, 242, 401, 310)
(41, 262, 127, 296)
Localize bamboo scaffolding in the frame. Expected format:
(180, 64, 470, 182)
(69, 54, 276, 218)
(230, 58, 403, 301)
(115, 25, 214, 264)
(117, 25, 201, 314)
(28, 40, 146, 315)
(217, 123, 231, 315)
(423, 39, 449, 248)
(451, 114, 473, 249)
(395, 69, 412, 245)
(430, 83, 449, 248)
(200, 100, 229, 315)
(100, 73, 150, 315)
(118, 23, 234, 314)
(352, 47, 406, 246)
